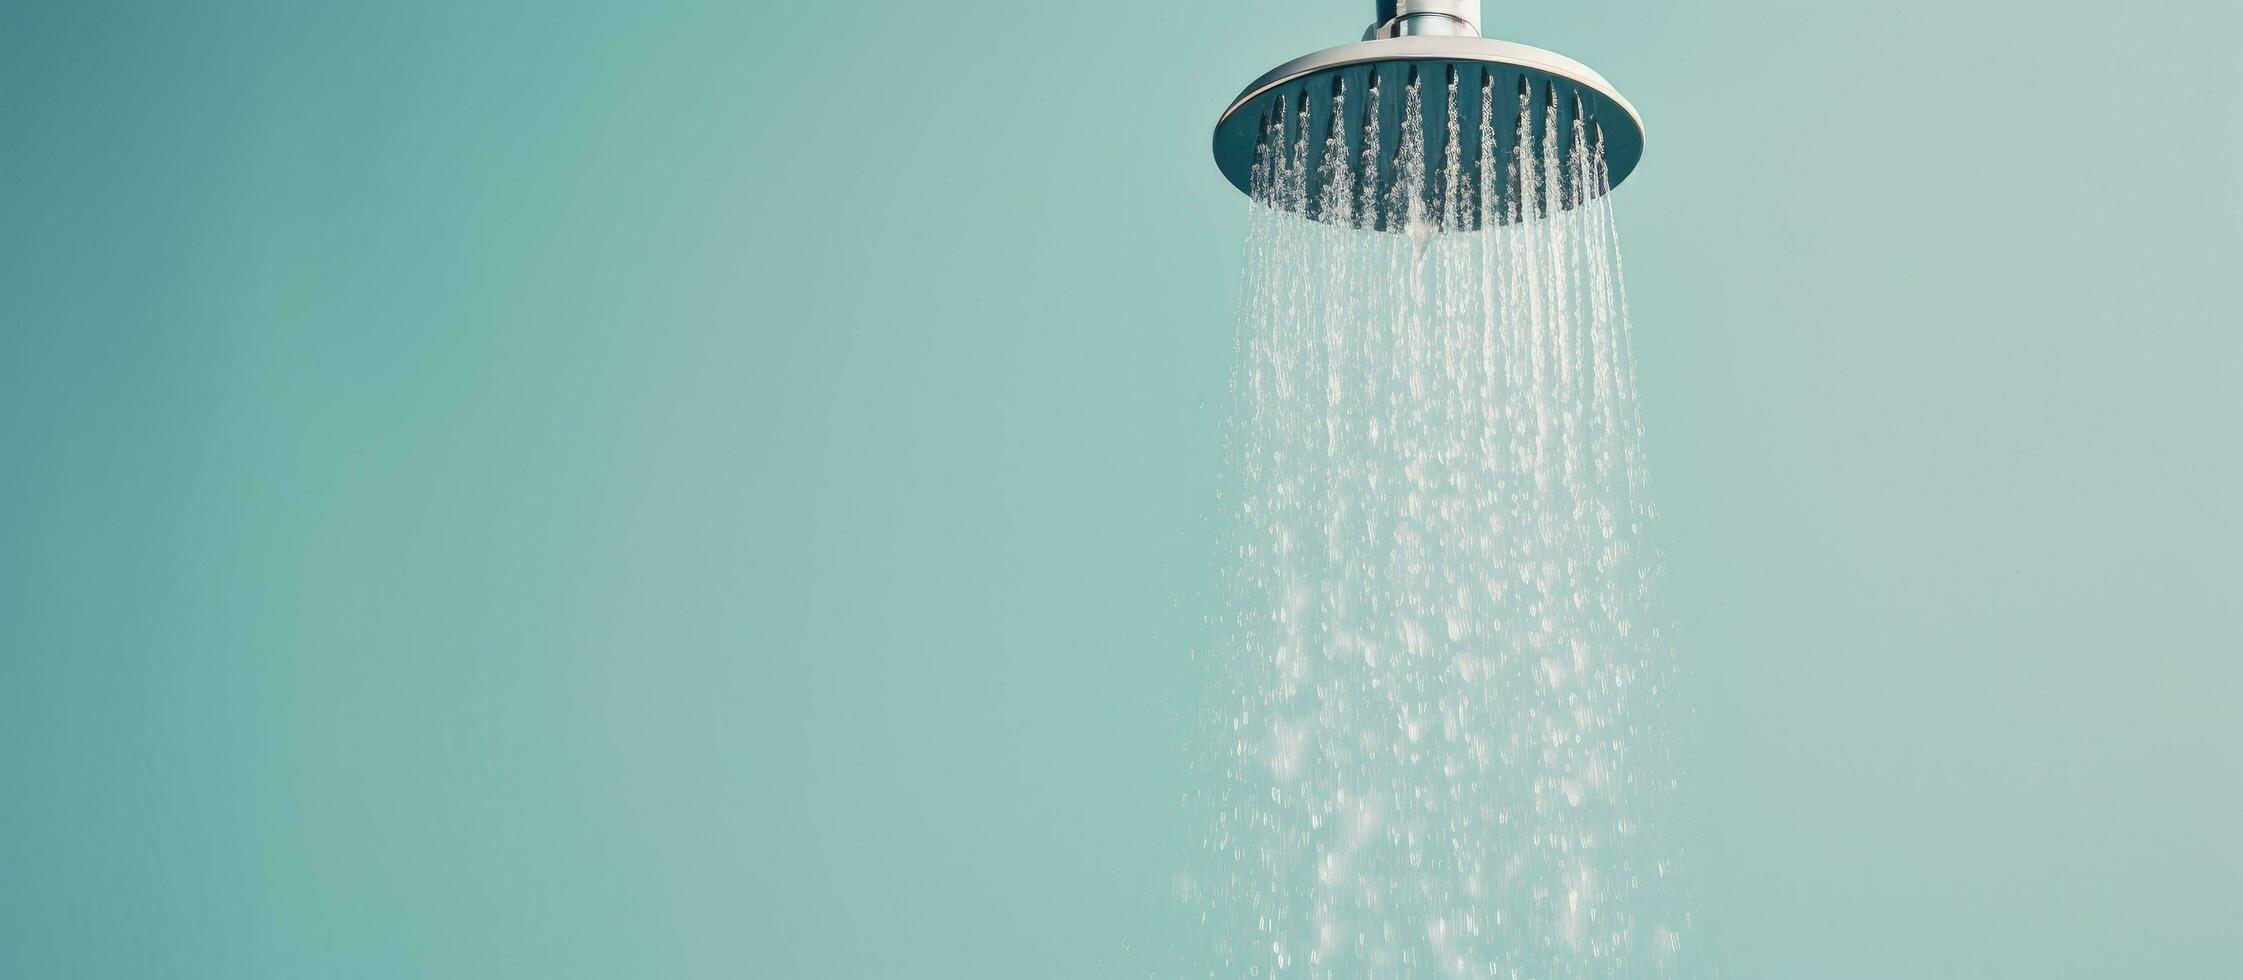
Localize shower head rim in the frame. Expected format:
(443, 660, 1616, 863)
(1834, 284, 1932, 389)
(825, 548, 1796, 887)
(1215, 36, 1642, 139)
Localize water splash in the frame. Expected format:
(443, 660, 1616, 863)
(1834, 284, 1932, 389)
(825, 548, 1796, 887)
(1212, 77, 1687, 978)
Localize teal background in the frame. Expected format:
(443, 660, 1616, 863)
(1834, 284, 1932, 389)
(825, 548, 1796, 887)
(4, 1, 2238, 976)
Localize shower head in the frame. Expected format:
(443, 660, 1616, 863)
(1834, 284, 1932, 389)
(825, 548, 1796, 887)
(1212, 0, 1644, 230)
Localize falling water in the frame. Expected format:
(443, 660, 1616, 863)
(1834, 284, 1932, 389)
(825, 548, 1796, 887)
(1198, 70, 1686, 977)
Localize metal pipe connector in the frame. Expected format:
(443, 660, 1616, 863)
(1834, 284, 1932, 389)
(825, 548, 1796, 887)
(1370, 0, 1483, 39)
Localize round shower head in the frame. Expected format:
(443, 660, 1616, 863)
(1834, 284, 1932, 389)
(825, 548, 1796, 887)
(1212, 5, 1644, 231)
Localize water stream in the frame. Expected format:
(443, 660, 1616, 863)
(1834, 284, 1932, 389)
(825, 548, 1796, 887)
(1199, 71, 1687, 978)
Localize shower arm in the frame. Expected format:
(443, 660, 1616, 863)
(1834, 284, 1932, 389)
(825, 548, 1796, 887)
(1368, 0, 1483, 39)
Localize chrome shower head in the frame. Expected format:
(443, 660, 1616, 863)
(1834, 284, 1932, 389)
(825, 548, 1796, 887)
(1212, 0, 1644, 231)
